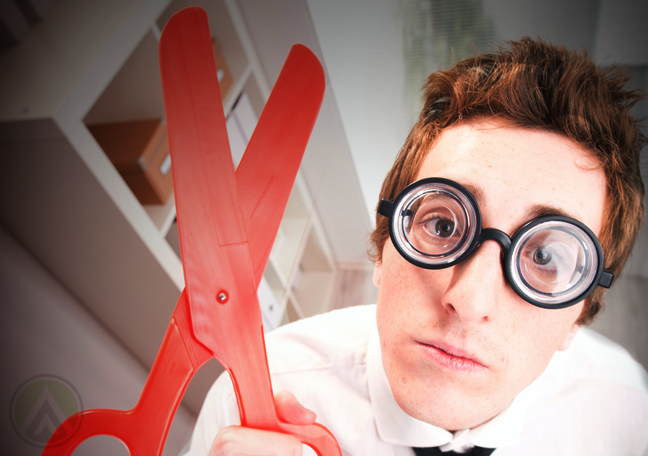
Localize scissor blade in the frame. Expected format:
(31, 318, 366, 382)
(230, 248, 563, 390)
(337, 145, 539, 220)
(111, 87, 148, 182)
(159, 8, 245, 240)
(160, 7, 277, 427)
(159, 6, 259, 335)
(236, 44, 325, 286)
(159, 7, 330, 437)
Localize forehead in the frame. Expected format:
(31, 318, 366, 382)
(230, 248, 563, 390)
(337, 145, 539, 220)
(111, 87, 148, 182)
(415, 118, 607, 235)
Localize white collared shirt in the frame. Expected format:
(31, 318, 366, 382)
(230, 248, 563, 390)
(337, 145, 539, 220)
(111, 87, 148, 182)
(186, 305, 648, 455)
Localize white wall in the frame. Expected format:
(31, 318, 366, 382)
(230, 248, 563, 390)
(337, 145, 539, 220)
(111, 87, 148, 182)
(307, 0, 412, 222)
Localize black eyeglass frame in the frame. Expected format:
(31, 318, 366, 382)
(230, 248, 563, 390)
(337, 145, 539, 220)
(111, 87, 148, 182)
(378, 177, 615, 309)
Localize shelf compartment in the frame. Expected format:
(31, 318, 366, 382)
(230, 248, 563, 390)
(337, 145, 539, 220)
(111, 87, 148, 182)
(82, 28, 178, 239)
(146, 193, 177, 235)
(286, 292, 304, 323)
(272, 216, 309, 286)
(83, 31, 164, 125)
(292, 220, 336, 318)
(87, 119, 173, 206)
(243, 73, 265, 119)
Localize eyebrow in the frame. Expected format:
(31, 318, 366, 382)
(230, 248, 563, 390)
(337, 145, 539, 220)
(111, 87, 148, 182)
(525, 204, 579, 222)
(457, 181, 581, 230)
(459, 182, 485, 206)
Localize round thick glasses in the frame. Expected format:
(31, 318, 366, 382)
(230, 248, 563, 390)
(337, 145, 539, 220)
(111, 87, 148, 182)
(378, 178, 615, 309)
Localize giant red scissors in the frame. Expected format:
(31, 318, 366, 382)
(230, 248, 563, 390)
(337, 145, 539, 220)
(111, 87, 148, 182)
(43, 7, 341, 456)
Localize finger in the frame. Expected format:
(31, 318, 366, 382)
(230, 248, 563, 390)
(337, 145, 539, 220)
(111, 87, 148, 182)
(274, 390, 317, 425)
(210, 425, 303, 456)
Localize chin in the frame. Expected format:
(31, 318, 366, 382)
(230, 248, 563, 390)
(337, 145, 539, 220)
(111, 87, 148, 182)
(391, 375, 506, 431)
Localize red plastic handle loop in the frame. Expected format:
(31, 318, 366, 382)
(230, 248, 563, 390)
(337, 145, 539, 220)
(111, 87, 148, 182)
(42, 298, 196, 455)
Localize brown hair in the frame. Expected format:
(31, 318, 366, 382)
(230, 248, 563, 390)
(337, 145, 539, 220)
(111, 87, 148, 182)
(369, 37, 646, 325)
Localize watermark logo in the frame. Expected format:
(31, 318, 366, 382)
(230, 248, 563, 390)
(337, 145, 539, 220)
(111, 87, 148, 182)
(10, 375, 83, 448)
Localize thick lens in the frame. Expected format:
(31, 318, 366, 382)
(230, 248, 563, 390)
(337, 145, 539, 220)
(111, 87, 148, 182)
(511, 221, 598, 305)
(407, 193, 468, 255)
(394, 183, 477, 266)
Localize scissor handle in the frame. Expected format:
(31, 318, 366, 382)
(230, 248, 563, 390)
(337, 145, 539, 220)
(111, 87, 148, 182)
(42, 292, 202, 455)
(41, 407, 342, 456)
(42, 409, 132, 455)
(218, 356, 341, 455)
(277, 422, 344, 455)
(40, 292, 342, 456)
(212, 302, 342, 455)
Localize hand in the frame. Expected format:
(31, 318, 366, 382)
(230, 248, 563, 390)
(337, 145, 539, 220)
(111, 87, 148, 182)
(209, 390, 317, 455)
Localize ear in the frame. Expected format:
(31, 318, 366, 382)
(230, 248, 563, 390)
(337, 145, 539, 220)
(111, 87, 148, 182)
(557, 324, 580, 351)
(372, 262, 382, 288)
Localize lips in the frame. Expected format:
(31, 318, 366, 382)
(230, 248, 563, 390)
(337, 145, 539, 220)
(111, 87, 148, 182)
(417, 339, 488, 372)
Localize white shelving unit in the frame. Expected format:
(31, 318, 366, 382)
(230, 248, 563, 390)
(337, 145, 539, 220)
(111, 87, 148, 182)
(0, 0, 340, 414)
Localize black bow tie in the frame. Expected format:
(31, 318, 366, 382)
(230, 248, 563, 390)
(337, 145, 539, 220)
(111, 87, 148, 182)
(413, 446, 496, 455)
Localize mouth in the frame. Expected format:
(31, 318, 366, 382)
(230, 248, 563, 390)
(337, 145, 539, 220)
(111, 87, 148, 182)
(416, 340, 488, 372)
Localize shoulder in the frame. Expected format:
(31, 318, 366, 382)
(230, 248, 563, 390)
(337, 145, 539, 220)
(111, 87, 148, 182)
(557, 327, 648, 391)
(264, 304, 377, 374)
(262, 305, 378, 418)
(541, 327, 648, 412)
(511, 328, 648, 454)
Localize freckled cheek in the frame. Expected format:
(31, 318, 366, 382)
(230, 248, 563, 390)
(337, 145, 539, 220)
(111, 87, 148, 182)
(379, 255, 449, 320)
(377, 246, 443, 351)
(503, 306, 580, 376)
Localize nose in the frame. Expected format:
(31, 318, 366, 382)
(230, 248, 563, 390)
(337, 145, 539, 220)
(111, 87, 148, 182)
(440, 240, 506, 322)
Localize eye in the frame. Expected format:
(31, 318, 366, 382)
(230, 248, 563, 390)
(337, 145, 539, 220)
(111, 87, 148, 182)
(425, 217, 456, 238)
(532, 248, 552, 265)
(413, 212, 463, 248)
(404, 192, 469, 256)
(528, 246, 561, 275)
(514, 222, 597, 299)
(522, 241, 577, 284)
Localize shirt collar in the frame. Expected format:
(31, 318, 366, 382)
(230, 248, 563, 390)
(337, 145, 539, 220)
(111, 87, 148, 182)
(366, 328, 540, 449)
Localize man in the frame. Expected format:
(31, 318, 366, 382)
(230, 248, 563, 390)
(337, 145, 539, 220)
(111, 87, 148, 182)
(186, 38, 648, 455)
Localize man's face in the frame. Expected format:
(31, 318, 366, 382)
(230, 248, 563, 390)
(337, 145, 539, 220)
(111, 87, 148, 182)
(374, 118, 607, 430)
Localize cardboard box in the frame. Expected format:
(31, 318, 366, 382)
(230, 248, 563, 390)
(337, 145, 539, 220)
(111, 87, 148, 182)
(88, 119, 173, 205)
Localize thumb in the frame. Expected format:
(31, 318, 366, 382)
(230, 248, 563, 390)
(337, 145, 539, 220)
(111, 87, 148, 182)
(274, 390, 317, 426)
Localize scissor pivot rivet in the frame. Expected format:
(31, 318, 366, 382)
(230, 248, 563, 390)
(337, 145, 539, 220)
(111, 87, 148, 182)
(217, 292, 228, 303)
